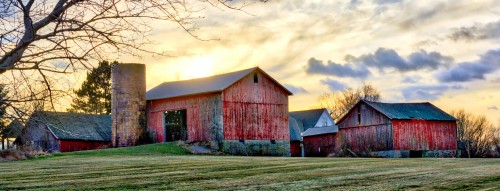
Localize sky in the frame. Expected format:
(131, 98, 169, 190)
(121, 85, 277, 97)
(121, 0, 500, 125)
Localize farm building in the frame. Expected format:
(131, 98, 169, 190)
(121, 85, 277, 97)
(302, 126, 338, 157)
(290, 108, 335, 131)
(21, 111, 111, 152)
(289, 117, 302, 157)
(146, 67, 293, 156)
(289, 108, 336, 157)
(336, 100, 458, 158)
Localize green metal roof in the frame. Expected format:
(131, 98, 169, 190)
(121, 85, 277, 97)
(363, 100, 456, 121)
(30, 111, 111, 141)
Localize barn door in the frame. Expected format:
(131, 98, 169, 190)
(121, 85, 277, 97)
(164, 110, 188, 142)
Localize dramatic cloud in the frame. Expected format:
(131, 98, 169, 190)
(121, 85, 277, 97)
(374, 0, 402, 5)
(284, 84, 308, 94)
(488, 106, 498, 110)
(355, 48, 453, 72)
(402, 85, 463, 101)
(305, 58, 370, 79)
(437, 49, 500, 82)
(320, 78, 348, 92)
(450, 20, 500, 41)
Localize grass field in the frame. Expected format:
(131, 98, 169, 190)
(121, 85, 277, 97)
(0, 143, 499, 190)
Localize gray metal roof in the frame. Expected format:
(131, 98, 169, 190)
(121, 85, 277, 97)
(146, 67, 292, 100)
(289, 108, 326, 130)
(302, 126, 338, 137)
(30, 111, 111, 141)
(363, 100, 456, 121)
(289, 117, 302, 141)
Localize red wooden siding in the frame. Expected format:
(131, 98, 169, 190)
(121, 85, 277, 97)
(336, 124, 393, 152)
(290, 141, 301, 157)
(58, 140, 110, 152)
(303, 133, 336, 157)
(222, 71, 289, 140)
(393, 120, 457, 150)
(147, 93, 223, 143)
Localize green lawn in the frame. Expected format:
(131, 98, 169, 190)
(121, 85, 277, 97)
(0, 143, 499, 190)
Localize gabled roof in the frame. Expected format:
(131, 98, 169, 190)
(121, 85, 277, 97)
(30, 111, 111, 141)
(338, 100, 456, 123)
(2, 120, 23, 138)
(289, 108, 327, 130)
(146, 67, 292, 100)
(289, 117, 302, 141)
(302, 126, 338, 137)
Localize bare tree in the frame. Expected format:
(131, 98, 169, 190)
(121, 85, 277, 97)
(315, 83, 381, 122)
(0, 0, 266, 118)
(451, 109, 500, 158)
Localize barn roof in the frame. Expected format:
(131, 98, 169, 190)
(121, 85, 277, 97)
(289, 108, 326, 130)
(30, 111, 111, 141)
(146, 67, 293, 100)
(302, 126, 337, 137)
(360, 100, 456, 121)
(289, 117, 302, 141)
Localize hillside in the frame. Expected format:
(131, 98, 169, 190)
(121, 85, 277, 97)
(0, 143, 499, 190)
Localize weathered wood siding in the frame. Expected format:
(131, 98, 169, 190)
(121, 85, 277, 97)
(222, 71, 289, 140)
(303, 133, 336, 157)
(59, 140, 111, 152)
(336, 125, 394, 152)
(337, 102, 394, 151)
(393, 120, 457, 150)
(146, 93, 223, 143)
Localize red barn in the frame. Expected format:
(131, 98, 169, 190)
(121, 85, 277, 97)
(146, 67, 293, 156)
(21, 111, 111, 152)
(336, 100, 458, 158)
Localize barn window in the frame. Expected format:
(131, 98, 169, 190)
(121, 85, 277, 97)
(239, 140, 245, 144)
(253, 73, 258, 83)
(270, 140, 276, 144)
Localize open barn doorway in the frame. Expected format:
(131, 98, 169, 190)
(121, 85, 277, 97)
(164, 109, 187, 142)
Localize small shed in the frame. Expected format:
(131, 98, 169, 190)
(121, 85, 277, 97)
(289, 117, 302, 157)
(336, 100, 458, 158)
(146, 67, 293, 156)
(302, 126, 338, 157)
(22, 111, 111, 152)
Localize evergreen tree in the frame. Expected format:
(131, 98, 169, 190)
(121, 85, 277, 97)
(0, 84, 8, 150)
(68, 61, 116, 114)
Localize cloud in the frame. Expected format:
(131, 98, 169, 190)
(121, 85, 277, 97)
(305, 57, 370, 79)
(488, 106, 498, 110)
(402, 85, 463, 101)
(355, 48, 453, 72)
(320, 78, 348, 92)
(284, 84, 308, 94)
(374, 0, 402, 5)
(450, 20, 500, 41)
(437, 49, 500, 82)
(401, 76, 421, 83)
